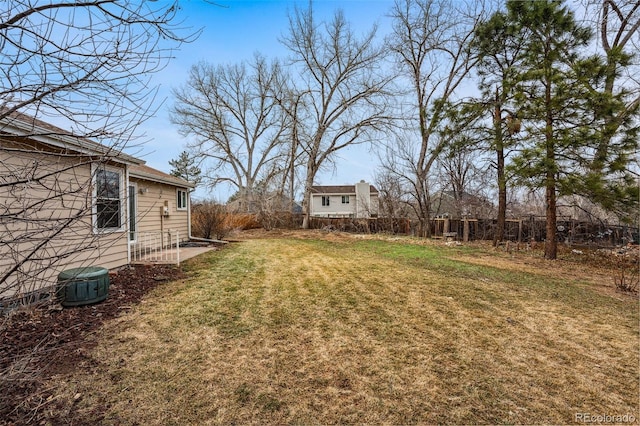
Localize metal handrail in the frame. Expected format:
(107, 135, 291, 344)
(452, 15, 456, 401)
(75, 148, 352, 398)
(130, 231, 180, 265)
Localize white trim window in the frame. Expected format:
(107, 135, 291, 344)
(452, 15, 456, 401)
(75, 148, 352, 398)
(322, 195, 330, 206)
(93, 164, 125, 232)
(177, 189, 188, 210)
(341, 195, 350, 204)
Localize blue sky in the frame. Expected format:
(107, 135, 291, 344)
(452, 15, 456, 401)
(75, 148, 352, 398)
(135, 0, 396, 201)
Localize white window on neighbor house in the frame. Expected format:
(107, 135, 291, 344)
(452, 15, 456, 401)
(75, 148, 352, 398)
(341, 195, 350, 204)
(177, 189, 188, 210)
(94, 165, 125, 232)
(322, 195, 330, 206)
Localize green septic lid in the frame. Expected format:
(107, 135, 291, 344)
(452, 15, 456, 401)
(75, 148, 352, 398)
(58, 266, 108, 281)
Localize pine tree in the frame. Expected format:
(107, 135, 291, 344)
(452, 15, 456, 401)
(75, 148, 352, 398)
(471, 8, 525, 246)
(584, 0, 639, 222)
(169, 151, 202, 190)
(573, 50, 639, 222)
(506, 0, 602, 259)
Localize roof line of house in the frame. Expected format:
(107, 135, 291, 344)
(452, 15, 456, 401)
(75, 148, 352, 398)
(1, 112, 143, 166)
(3, 113, 387, 195)
(1, 111, 198, 189)
(311, 185, 379, 194)
(129, 165, 196, 189)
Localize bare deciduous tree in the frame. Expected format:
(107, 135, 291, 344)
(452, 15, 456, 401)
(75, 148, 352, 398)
(281, 5, 394, 229)
(375, 168, 412, 220)
(434, 135, 493, 219)
(1, 1, 196, 142)
(171, 55, 289, 211)
(272, 88, 309, 216)
(0, 1, 196, 302)
(385, 0, 487, 237)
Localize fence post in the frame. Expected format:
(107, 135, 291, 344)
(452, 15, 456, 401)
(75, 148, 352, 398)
(463, 219, 469, 242)
(518, 220, 522, 243)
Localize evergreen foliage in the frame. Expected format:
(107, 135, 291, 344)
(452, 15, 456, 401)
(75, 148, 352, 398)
(169, 151, 202, 189)
(468, 0, 638, 258)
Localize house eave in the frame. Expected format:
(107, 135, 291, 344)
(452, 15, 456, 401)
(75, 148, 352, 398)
(0, 117, 143, 166)
(311, 186, 379, 195)
(129, 169, 196, 189)
(312, 192, 357, 196)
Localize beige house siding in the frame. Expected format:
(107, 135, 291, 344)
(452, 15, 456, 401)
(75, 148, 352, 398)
(93, 232, 129, 269)
(1, 113, 194, 305)
(0, 140, 129, 300)
(128, 177, 190, 243)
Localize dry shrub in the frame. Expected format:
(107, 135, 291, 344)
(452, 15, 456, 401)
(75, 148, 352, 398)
(191, 201, 231, 240)
(192, 201, 291, 237)
(613, 256, 639, 293)
(580, 246, 640, 293)
(225, 213, 261, 231)
(257, 211, 302, 230)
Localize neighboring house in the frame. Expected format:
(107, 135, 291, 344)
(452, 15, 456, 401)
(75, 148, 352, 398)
(310, 181, 379, 218)
(0, 111, 194, 303)
(431, 190, 495, 219)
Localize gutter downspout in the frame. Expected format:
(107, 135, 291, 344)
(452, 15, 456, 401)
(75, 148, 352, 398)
(187, 190, 191, 241)
(126, 166, 131, 264)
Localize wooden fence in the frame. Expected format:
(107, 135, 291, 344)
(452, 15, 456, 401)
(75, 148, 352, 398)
(306, 215, 638, 247)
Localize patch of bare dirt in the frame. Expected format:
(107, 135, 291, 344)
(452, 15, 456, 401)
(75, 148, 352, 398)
(0, 264, 185, 425)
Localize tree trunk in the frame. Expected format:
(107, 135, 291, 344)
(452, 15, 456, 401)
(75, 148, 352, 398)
(493, 88, 506, 246)
(301, 191, 311, 229)
(301, 161, 316, 230)
(544, 83, 557, 260)
(545, 174, 557, 260)
(416, 177, 431, 238)
(289, 147, 296, 214)
(495, 151, 506, 245)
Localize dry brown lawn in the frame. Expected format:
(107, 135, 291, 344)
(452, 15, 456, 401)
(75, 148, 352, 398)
(46, 231, 639, 425)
